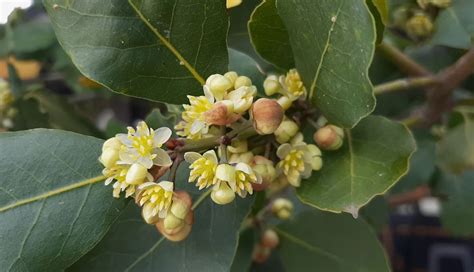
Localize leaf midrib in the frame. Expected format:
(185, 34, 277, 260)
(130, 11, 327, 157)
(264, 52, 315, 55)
(308, 2, 343, 99)
(127, 0, 205, 85)
(0, 175, 105, 212)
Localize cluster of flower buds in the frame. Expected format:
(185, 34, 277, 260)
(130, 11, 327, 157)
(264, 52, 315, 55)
(271, 198, 294, 220)
(253, 229, 280, 263)
(98, 68, 347, 241)
(0, 79, 16, 129)
(392, 0, 452, 42)
(177, 70, 346, 206)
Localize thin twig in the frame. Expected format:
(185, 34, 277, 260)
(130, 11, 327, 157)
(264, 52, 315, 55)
(374, 76, 438, 95)
(378, 42, 431, 77)
(191, 189, 212, 210)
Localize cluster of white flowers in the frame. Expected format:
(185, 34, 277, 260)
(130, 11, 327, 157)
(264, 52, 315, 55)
(99, 121, 174, 221)
(98, 69, 345, 240)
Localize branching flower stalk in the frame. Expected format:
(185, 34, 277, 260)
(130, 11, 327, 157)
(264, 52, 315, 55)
(98, 69, 346, 242)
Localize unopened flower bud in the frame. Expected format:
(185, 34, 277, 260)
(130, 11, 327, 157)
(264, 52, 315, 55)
(164, 213, 184, 230)
(229, 151, 254, 164)
(307, 144, 323, 171)
(251, 98, 284, 135)
(224, 71, 238, 84)
(170, 191, 193, 219)
(102, 137, 122, 151)
(211, 181, 235, 205)
(156, 211, 194, 242)
(261, 229, 279, 249)
(204, 101, 240, 126)
(263, 75, 281, 96)
(126, 163, 148, 185)
(271, 198, 293, 220)
(277, 96, 292, 111)
(234, 76, 252, 89)
(406, 12, 434, 39)
(252, 244, 271, 263)
(252, 156, 276, 185)
(207, 74, 233, 100)
(313, 125, 344, 150)
(100, 148, 119, 168)
(274, 119, 299, 143)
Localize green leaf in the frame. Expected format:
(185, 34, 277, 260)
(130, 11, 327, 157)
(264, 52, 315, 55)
(297, 115, 416, 216)
(276, 209, 390, 271)
(360, 195, 389, 232)
(11, 98, 50, 130)
(43, 0, 229, 104)
(370, 0, 389, 24)
(438, 171, 474, 236)
(390, 135, 436, 194)
(277, 0, 376, 128)
(437, 106, 474, 174)
(0, 129, 126, 271)
(145, 105, 181, 136)
(230, 228, 256, 272)
(229, 48, 266, 91)
(248, 0, 294, 70)
(431, 0, 474, 49)
(24, 90, 103, 137)
(70, 163, 254, 271)
(366, 0, 386, 44)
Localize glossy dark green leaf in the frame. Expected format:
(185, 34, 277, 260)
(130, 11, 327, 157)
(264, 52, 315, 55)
(0, 129, 126, 271)
(277, 209, 390, 271)
(43, 0, 229, 104)
(360, 195, 389, 232)
(438, 171, 474, 236)
(248, 0, 294, 70)
(229, 48, 266, 91)
(70, 163, 254, 271)
(431, 0, 474, 49)
(230, 228, 256, 272)
(277, 0, 376, 128)
(367, 0, 386, 44)
(297, 116, 416, 216)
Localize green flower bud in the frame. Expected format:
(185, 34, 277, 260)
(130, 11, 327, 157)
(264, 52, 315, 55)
(406, 12, 434, 39)
(252, 156, 276, 184)
(164, 213, 185, 231)
(271, 198, 293, 220)
(211, 182, 236, 205)
(170, 191, 192, 219)
(263, 75, 281, 96)
(274, 119, 299, 144)
(207, 74, 233, 100)
(224, 71, 238, 84)
(234, 76, 252, 89)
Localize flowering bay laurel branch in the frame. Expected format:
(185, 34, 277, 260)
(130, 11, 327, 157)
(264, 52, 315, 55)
(98, 69, 345, 241)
